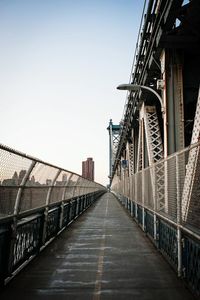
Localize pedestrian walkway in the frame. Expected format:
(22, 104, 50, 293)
(0, 193, 193, 300)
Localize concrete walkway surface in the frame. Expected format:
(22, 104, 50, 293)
(0, 193, 194, 300)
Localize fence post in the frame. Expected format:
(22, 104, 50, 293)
(131, 200, 133, 217)
(135, 174, 138, 220)
(59, 173, 73, 228)
(152, 164, 157, 241)
(7, 161, 36, 274)
(142, 169, 145, 231)
(176, 154, 182, 277)
(42, 169, 61, 244)
(14, 161, 36, 216)
(59, 201, 65, 229)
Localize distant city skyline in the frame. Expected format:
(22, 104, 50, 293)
(0, 0, 144, 185)
(0, 169, 69, 186)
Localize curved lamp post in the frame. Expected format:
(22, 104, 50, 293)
(117, 83, 164, 112)
(117, 82, 167, 158)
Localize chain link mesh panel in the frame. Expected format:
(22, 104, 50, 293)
(0, 149, 32, 186)
(26, 163, 58, 186)
(20, 187, 49, 211)
(166, 156, 177, 222)
(50, 187, 65, 204)
(136, 171, 142, 204)
(144, 167, 153, 210)
(0, 148, 32, 216)
(0, 187, 18, 216)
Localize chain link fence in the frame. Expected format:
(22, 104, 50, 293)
(112, 142, 200, 232)
(0, 144, 105, 218)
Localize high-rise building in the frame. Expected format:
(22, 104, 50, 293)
(82, 158, 94, 181)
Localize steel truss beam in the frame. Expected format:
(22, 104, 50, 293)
(144, 105, 165, 211)
(182, 87, 200, 223)
(128, 141, 135, 176)
(137, 105, 165, 210)
(144, 106, 163, 164)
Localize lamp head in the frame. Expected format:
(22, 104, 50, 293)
(116, 84, 140, 91)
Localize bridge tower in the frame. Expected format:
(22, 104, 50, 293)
(107, 119, 121, 185)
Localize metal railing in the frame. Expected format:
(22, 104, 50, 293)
(0, 144, 106, 285)
(111, 142, 200, 298)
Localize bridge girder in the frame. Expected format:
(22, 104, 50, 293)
(112, 0, 200, 181)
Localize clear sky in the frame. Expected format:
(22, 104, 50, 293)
(0, 0, 144, 186)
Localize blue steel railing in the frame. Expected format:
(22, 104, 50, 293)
(116, 194, 200, 298)
(0, 190, 104, 285)
(182, 235, 200, 296)
(0, 144, 106, 286)
(145, 210, 154, 240)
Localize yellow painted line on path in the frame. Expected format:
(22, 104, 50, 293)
(93, 196, 109, 300)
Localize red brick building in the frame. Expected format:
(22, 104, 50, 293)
(82, 158, 94, 181)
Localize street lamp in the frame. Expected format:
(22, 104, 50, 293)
(117, 83, 164, 112)
(117, 82, 167, 159)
